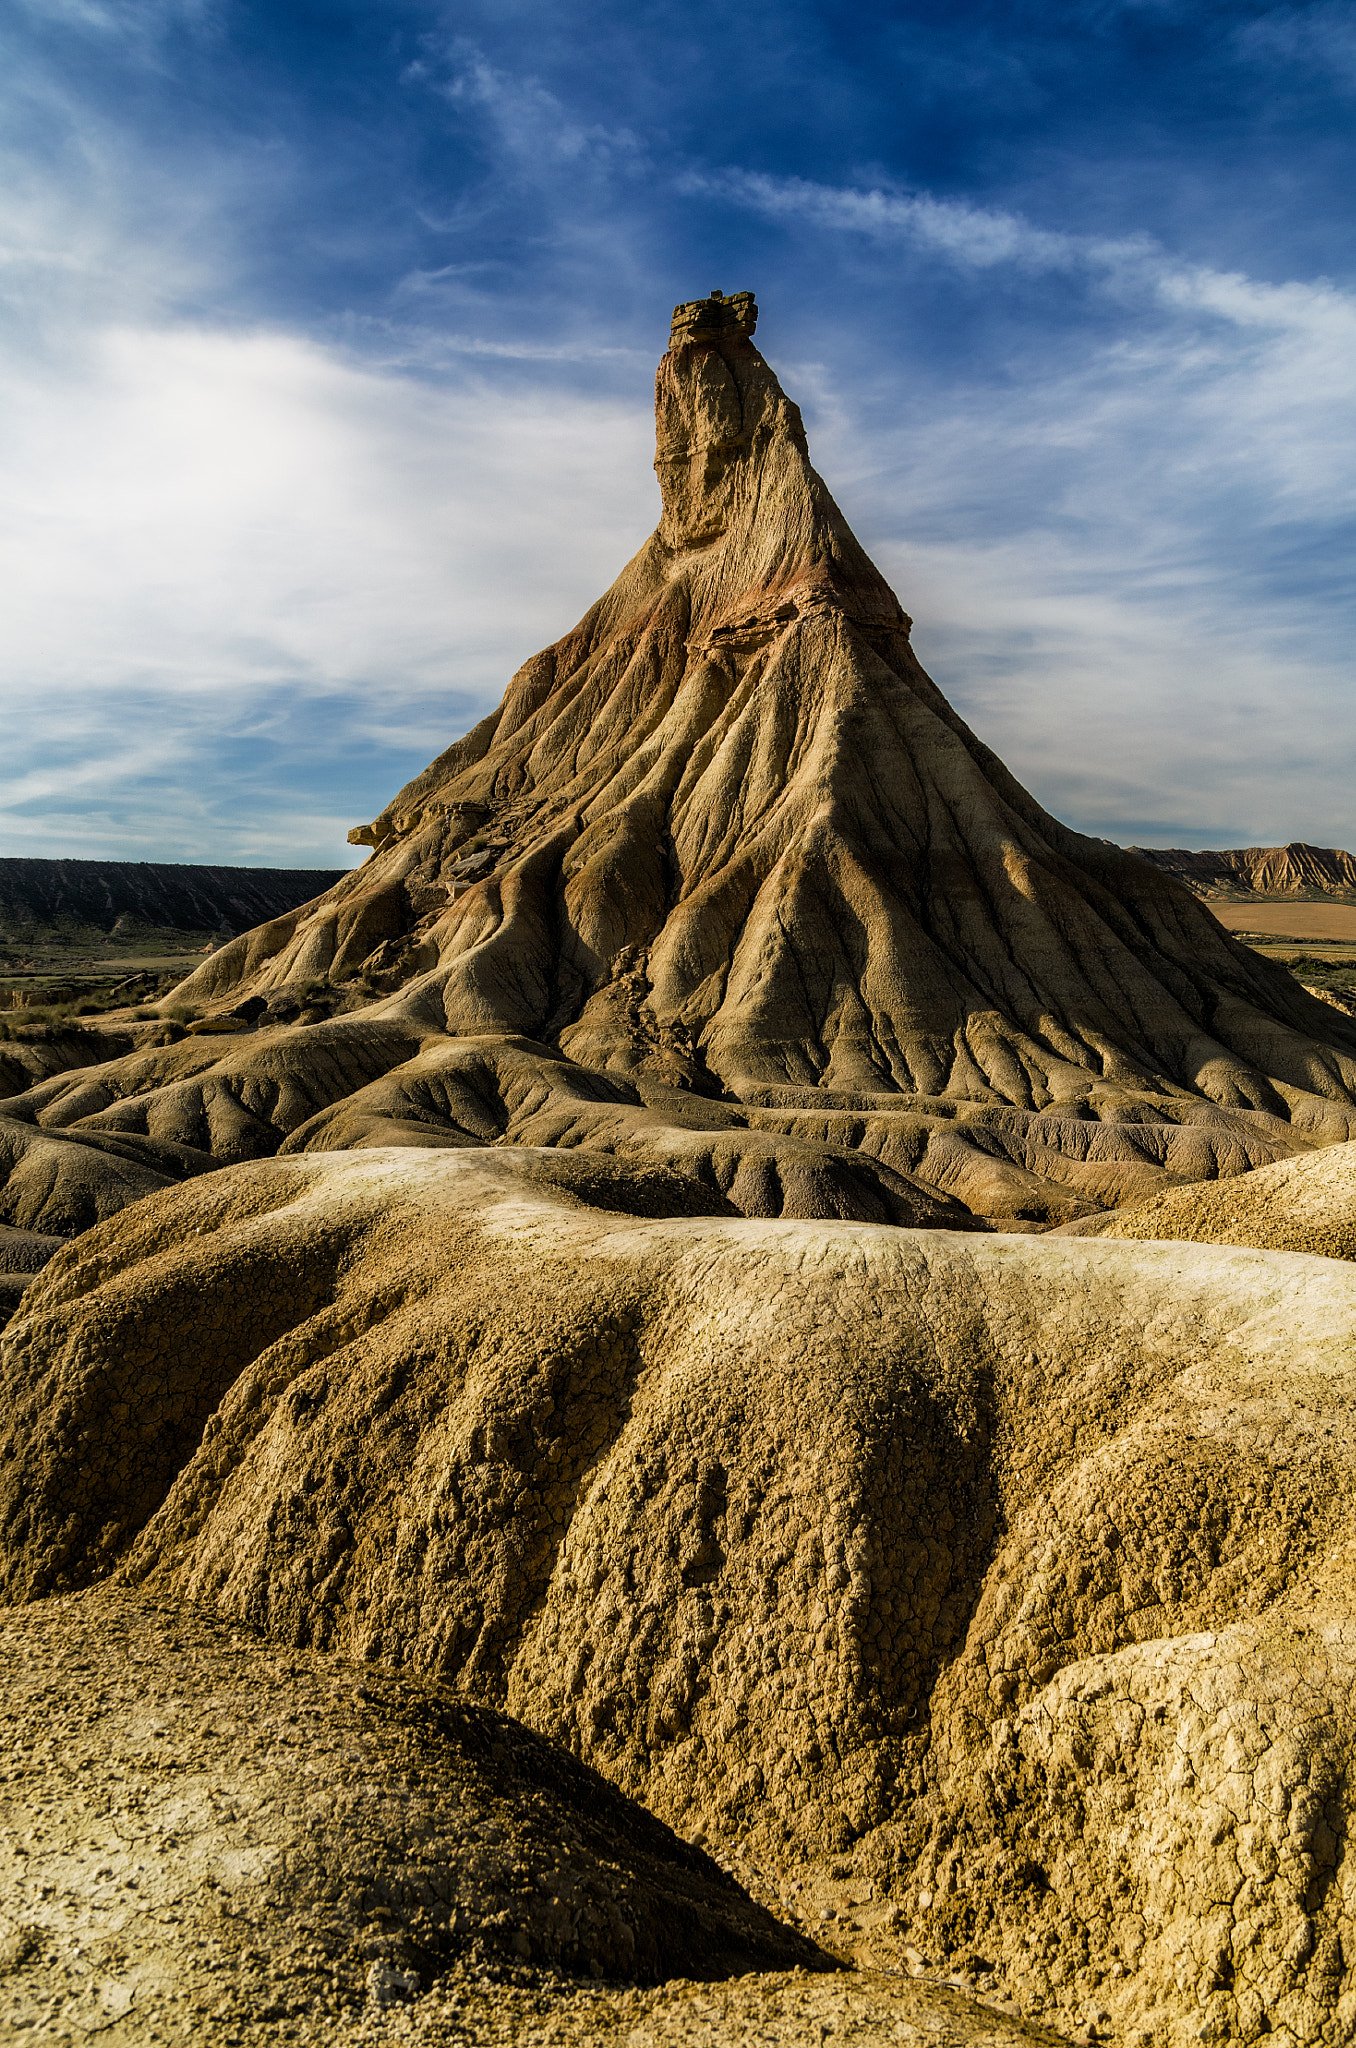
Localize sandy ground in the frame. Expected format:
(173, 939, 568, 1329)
(1205, 899, 1356, 942)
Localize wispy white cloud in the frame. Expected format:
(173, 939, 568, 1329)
(418, 45, 647, 175)
(0, 321, 656, 859)
(0, 31, 662, 862)
(691, 166, 1356, 349)
(1234, 3, 1356, 89)
(3, 22, 1354, 866)
(14, 0, 213, 32)
(679, 169, 1089, 272)
(715, 168, 1356, 846)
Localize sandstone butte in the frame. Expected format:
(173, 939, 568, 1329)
(4, 291, 1356, 2048)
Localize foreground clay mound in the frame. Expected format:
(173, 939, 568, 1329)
(1060, 1137, 1356, 1258)
(0, 1588, 827, 2043)
(3, 290, 1356, 1237)
(1, 1601, 1057, 2048)
(5, 1146, 1356, 2044)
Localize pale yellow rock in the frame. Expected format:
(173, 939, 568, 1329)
(1059, 1136, 1356, 1257)
(5, 1143, 1356, 2042)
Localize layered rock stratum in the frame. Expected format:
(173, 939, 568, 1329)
(0, 858, 348, 943)
(1132, 844, 1356, 901)
(5, 292, 1356, 2047)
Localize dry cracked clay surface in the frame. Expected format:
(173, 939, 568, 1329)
(5, 1146, 1356, 2045)
(0, 1588, 1055, 2048)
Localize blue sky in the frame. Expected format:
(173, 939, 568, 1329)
(3, 0, 1354, 864)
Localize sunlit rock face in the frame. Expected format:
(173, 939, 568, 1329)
(4, 1146, 1356, 2044)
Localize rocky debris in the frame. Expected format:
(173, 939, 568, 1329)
(1131, 841, 1356, 899)
(0, 1587, 827, 2045)
(1055, 1133, 1356, 1257)
(319, 1962, 1068, 2044)
(4, 1144, 1356, 2041)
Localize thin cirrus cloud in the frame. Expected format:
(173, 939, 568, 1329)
(1, 0, 1354, 861)
(691, 166, 1356, 850)
(1234, 3, 1356, 86)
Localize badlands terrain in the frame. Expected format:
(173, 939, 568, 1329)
(4, 290, 1356, 2047)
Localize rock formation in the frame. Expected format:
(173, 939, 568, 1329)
(7, 294, 1356, 2046)
(1132, 842, 1356, 900)
(4, 1144, 1356, 2043)
(2, 291, 1355, 1238)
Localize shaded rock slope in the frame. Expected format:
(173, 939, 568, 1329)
(2, 289, 1355, 1236)
(4, 1145, 1356, 2044)
(0, 1587, 826, 2045)
(0, 858, 347, 942)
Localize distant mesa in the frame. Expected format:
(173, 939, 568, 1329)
(0, 857, 348, 939)
(1133, 841, 1356, 900)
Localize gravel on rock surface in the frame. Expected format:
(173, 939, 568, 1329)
(0, 1588, 840, 2045)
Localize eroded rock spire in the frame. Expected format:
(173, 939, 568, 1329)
(3, 296, 1354, 1239)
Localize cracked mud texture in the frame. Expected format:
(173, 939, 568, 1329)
(1058, 1140, 1356, 1261)
(0, 1587, 832, 2045)
(4, 1145, 1356, 2043)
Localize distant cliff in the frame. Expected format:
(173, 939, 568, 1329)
(1130, 842, 1356, 898)
(0, 860, 349, 940)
